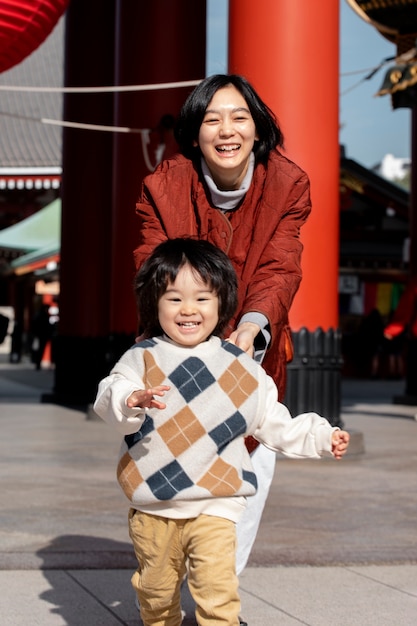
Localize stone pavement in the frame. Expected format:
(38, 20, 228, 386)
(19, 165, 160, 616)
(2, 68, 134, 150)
(0, 354, 416, 625)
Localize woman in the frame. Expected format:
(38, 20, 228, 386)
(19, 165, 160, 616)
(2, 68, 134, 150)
(134, 74, 312, 583)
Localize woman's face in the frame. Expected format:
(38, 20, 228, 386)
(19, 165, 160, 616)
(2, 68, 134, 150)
(196, 85, 258, 190)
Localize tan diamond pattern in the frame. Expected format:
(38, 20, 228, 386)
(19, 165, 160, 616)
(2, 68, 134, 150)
(117, 451, 144, 500)
(158, 406, 206, 456)
(143, 350, 166, 387)
(218, 359, 258, 407)
(197, 457, 242, 496)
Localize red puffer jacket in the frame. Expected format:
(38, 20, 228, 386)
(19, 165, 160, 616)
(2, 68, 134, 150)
(134, 149, 312, 420)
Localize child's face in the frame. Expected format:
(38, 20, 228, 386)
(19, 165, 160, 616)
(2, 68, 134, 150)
(158, 264, 219, 347)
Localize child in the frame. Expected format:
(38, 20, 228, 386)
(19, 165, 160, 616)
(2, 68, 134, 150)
(94, 238, 350, 626)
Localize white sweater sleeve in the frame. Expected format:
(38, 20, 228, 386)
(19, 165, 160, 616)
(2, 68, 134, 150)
(94, 369, 147, 436)
(253, 374, 337, 459)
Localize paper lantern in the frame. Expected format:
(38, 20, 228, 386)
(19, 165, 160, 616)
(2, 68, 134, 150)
(0, 0, 69, 73)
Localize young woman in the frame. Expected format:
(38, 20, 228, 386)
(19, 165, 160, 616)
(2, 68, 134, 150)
(134, 74, 313, 582)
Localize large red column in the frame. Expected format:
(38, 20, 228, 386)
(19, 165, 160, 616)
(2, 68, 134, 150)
(111, 1, 206, 334)
(59, 0, 115, 338)
(229, 0, 339, 331)
(53, 1, 206, 404)
(53, 0, 116, 403)
(229, 0, 341, 419)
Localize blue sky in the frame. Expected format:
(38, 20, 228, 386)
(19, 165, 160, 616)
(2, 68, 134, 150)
(207, 0, 411, 169)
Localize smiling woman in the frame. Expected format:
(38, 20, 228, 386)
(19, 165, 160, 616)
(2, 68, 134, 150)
(132, 74, 313, 584)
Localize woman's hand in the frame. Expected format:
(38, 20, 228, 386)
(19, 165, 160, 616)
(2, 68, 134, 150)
(126, 385, 170, 410)
(228, 321, 260, 357)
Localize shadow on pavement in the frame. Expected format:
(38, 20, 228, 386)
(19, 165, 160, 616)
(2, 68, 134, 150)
(37, 536, 137, 626)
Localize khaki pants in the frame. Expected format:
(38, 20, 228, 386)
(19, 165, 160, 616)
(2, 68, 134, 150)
(128, 509, 240, 626)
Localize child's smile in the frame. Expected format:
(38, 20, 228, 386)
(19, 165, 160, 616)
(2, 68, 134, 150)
(158, 264, 219, 347)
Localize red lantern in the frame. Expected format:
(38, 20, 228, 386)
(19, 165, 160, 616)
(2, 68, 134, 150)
(0, 0, 70, 73)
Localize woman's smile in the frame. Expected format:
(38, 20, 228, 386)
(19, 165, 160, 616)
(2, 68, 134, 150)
(196, 84, 258, 190)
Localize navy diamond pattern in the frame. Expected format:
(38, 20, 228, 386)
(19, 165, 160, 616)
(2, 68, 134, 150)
(208, 411, 247, 453)
(147, 459, 194, 500)
(242, 469, 258, 490)
(124, 414, 154, 449)
(221, 340, 243, 357)
(169, 357, 215, 402)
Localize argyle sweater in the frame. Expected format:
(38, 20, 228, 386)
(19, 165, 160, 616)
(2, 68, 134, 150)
(94, 336, 337, 523)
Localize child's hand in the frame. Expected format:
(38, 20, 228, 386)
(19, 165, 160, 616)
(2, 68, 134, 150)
(331, 430, 350, 460)
(126, 385, 170, 410)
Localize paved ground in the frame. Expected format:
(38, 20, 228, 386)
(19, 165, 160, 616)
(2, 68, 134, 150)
(0, 355, 416, 625)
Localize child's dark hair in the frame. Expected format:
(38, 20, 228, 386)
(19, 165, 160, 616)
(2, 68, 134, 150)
(135, 238, 238, 338)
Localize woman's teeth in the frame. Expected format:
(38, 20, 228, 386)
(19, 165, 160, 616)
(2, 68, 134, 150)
(216, 144, 240, 152)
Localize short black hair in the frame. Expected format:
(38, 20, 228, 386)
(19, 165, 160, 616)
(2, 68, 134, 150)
(135, 238, 238, 338)
(174, 74, 283, 164)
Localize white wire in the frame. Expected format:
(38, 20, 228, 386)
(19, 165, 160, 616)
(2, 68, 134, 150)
(0, 111, 166, 172)
(41, 117, 143, 133)
(0, 78, 202, 94)
(0, 109, 147, 133)
(340, 58, 395, 97)
(0, 70, 389, 93)
(0, 67, 393, 100)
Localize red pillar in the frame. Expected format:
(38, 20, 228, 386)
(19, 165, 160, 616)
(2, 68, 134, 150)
(229, 1, 341, 420)
(53, 0, 116, 403)
(54, 0, 206, 404)
(228, 0, 339, 332)
(60, 0, 115, 339)
(111, 1, 206, 334)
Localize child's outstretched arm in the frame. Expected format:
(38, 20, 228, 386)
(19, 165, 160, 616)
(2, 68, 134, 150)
(94, 372, 169, 435)
(331, 430, 350, 459)
(252, 375, 351, 459)
(126, 385, 170, 410)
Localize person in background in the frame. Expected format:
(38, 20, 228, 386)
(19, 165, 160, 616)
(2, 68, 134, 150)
(30, 303, 52, 370)
(356, 308, 385, 378)
(133, 75, 313, 590)
(94, 238, 350, 626)
(0, 312, 9, 346)
(384, 276, 417, 394)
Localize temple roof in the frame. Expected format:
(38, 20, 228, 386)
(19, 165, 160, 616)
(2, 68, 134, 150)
(0, 16, 63, 170)
(346, 0, 417, 54)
